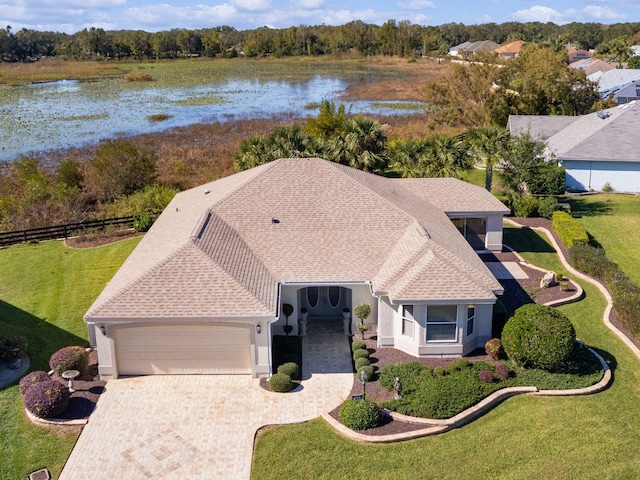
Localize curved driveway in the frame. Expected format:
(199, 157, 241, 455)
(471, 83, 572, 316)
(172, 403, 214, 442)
(59, 320, 353, 480)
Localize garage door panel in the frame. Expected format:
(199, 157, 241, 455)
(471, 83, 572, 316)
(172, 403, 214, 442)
(115, 324, 251, 375)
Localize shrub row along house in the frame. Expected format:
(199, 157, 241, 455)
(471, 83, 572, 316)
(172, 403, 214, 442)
(85, 158, 509, 379)
(509, 101, 640, 193)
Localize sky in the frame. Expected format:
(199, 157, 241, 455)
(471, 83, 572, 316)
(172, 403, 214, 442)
(2, 0, 640, 34)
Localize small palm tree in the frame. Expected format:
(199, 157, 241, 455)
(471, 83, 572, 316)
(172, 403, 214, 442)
(467, 125, 512, 192)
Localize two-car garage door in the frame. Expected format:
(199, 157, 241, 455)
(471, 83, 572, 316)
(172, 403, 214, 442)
(115, 323, 252, 376)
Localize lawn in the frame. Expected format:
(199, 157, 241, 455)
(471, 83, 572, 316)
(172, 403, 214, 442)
(0, 238, 141, 479)
(252, 226, 640, 479)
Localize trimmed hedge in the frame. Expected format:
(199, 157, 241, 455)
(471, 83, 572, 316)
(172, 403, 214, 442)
(354, 357, 370, 370)
(359, 364, 374, 381)
(19, 371, 50, 396)
(49, 346, 88, 377)
(23, 379, 69, 418)
(277, 362, 300, 380)
(552, 211, 589, 248)
(268, 373, 293, 393)
(351, 340, 366, 351)
(502, 304, 576, 371)
(353, 348, 369, 361)
(339, 399, 381, 430)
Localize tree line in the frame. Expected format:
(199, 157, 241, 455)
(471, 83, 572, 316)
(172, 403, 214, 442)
(2, 20, 640, 62)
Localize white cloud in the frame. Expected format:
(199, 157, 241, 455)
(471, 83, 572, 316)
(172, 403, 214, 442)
(398, 0, 435, 9)
(124, 3, 237, 29)
(510, 5, 574, 24)
(231, 0, 271, 11)
(296, 0, 324, 8)
(583, 5, 625, 20)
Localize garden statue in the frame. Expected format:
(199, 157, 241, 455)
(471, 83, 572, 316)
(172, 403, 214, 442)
(394, 377, 402, 399)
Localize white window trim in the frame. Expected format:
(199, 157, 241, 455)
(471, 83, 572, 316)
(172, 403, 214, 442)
(466, 305, 475, 337)
(402, 305, 415, 339)
(425, 305, 458, 343)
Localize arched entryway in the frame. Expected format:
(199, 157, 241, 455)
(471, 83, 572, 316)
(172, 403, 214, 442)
(299, 286, 352, 318)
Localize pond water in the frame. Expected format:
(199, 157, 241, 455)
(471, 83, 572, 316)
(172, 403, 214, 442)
(0, 70, 420, 162)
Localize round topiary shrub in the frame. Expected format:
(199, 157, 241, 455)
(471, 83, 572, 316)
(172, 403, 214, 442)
(502, 304, 576, 371)
(19, 370, 50, 396)
(49, 346, 88, 377)
(268, 373, 293, 393)
(277, 362, 300, 380)
(478, 370, 494, 383)
(23, 379, 69, 418)
(359, 364, 374, 381)
(354, 357, 370, 370)
(351, 340, 366, 351)
(485, 338, 504, 361)
(494, 363, 511, 380)
(339, 399, 381, 430)
(353, 348, 369, 362)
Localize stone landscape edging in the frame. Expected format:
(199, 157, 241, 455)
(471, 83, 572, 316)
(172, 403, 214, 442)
(24, 406, 88, 426)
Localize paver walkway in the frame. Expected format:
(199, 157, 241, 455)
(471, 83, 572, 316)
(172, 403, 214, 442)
(59, 319, 353, 480)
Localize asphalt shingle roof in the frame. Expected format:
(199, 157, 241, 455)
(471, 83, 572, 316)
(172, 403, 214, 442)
(86, 158, 505, 321)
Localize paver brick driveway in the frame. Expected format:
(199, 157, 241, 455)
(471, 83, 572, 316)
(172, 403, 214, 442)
(59, 320, 353, 480)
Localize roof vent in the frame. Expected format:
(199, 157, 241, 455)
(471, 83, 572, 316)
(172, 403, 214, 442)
(204, 189, 211, 194)
(272, 218, 280, 224)
(597, 110, 610, 119)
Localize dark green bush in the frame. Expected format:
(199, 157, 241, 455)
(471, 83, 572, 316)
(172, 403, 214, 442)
(379, 361, 431, 394)
(453, 358, 471, 370)
(513, 196, 539, 218)
(351, 340, 366, 351)
(268, 373, 293, 393)
(433, 366, 446, 376)
(19, 371, 50, 396)
(277, 362, 300, 380)
(338, 399, 381, 430)
(569, 244, 617, 282)
(537, 196, 558, 219)
(552, 211, 589, 248)
(133, 212, 154, 232)
(354, 357, 370, 370)
(353, 348, 369, 361)
(526, 164, 565, 195)
(359, 365, 374, 381)
(49, 346, 88, 377)
(502, 304, 576, 371)
(23, 379, 69, 418)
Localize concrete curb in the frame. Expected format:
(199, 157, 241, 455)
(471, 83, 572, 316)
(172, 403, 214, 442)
(24, 407, 88, 426)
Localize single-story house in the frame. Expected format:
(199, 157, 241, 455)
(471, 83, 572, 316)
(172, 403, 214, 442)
(449, 40, 499, 58)
(593, 69, 640, 104)
(508, 102, 640, 192)
(570, 58, 615, 79)
(495, 40, 526, 59)
(85, 158, 509, 379)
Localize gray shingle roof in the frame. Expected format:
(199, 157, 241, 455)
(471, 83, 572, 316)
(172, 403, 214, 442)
(85, 159, 505, 321)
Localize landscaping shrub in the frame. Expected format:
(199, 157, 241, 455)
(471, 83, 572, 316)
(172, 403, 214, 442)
(478, 370, 494, 383)
(359, 365, 374, 381)
(19, 371, 50, 396)
(494, 363, 511, 380)
(552, 211, 589, 248)
(353, 348, 369, 362)
(268, 373, 293, 393)
(277, 362, 300, 380)
(338, 399, 381, 430)
(433, 366, 446, 376)
(485, 338, 504, 360)
(492, 299, 508, 336)
(0, 335, 28, 361)
(354, 357, 370, 370)
(133, 212, 154, 232)
(23, 379, 69, 418)
(513, 196, 539, 218)
(569, 244, 617, 282)
(537, 196, 558, 219)
(453, 358, 472, 370)
(49, 346, 88, 377)
(281, 352, 299, 365)
(380, 361, 431, 394)
(502, 304, 576, 371)
(351, 340, 366, 351)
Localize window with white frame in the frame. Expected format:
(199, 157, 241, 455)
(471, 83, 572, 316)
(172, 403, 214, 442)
(466, 305, 475, 336)
(402, 305, 415, 338)
(426, 305, 458, 342)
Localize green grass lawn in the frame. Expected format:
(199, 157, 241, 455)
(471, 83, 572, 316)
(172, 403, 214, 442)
(566, 194, 640, 284)
(0, 238, 140, 479)
(252, 226, 640, 479)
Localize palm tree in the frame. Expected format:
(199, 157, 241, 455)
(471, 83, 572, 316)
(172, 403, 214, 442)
(331, 116, 387, 172)
(422, 134, 470, 178)
(467, 125, 512, 191)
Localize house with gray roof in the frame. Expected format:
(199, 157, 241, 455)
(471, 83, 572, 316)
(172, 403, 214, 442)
(508, 102, 640, 192)
(85, 158, 509, 379)
(593, 69, 640, 104)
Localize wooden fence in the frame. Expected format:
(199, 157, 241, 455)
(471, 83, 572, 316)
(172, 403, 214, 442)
(0, 215, 149, 247)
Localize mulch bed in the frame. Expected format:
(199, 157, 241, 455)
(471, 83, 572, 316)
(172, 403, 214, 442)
(64, 229, 143, 249)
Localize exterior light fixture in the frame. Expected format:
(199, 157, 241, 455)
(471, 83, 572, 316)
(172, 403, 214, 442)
(360, 369, 367, 399)
(99, 325, 106, 336)
(256, 324, 262, 334)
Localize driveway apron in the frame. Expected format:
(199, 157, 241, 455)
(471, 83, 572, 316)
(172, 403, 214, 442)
(59, 319, 353, 480)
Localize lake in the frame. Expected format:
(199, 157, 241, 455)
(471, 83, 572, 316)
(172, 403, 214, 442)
(0, 59, 421, 162)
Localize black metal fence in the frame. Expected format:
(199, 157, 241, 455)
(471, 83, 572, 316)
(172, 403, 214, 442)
(0, 215, 144, 247)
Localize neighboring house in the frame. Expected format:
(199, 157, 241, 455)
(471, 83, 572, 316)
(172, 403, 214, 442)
(508, 102, 640, 192)
(495, 40, 526, 59)
(566, 45, 593, 63)
(570, 58, 615, 79)
(85, 158, 509, 379)
(594, 69, 640, 104)
(449, 40, 499, 58)
(631, 45, 640, 57)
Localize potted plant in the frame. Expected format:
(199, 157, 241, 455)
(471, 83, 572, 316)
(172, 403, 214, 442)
(282, 303, 294, 336)
(354, 302, 371, 340)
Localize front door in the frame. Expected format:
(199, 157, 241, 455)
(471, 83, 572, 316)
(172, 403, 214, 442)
(301, 286, 350, 317)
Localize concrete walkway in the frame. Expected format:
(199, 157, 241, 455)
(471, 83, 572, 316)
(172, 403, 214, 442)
(59, 319, 353, 480)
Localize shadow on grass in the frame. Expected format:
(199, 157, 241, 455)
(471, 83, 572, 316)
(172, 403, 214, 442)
(0, 300, 86, 374)
(566, 199, 613, 217)
(504, 226, 556, 254)
(589, 345, 618, 377)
